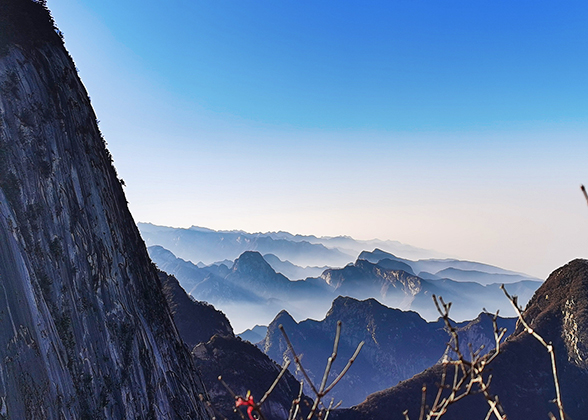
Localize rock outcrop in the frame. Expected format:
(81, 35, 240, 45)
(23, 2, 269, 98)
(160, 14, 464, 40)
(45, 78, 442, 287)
(0, 1, 211, 418)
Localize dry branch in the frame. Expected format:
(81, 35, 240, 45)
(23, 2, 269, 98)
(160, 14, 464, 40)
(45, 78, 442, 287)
(279, 322, 364, 420)
(405, 294, 508, 420)
(501, 285, 566, 420)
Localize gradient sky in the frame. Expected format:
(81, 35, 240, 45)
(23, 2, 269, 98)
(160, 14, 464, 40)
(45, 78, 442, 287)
(46, 0, 588, 278)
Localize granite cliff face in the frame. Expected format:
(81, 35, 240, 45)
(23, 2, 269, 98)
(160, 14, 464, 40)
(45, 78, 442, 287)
(0, 1, 211, 418)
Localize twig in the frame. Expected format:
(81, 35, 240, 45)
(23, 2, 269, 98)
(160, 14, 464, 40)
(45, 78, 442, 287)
(280, 324, 320, 397)
(280, 322, 364, 420)
(259, 360, 291, 406)
(405, 295, 507, 420)
(322, 341, 364, 394)
(319, 321, 342, 394)
(581, 185, 588, 206)
(501, 284, 566, 420)
(323, 398, 335, 420)
(288, 381, 304, 420)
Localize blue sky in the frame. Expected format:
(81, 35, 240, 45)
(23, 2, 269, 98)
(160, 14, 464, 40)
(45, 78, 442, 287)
(47, 0, 588, 277)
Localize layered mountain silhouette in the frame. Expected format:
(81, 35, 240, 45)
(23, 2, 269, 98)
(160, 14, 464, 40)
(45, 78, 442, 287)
(149, 245, 541, 330)
(0, 2, 210, 418)
(139, 223, 354, 267)
(260, 296, 517, 407)
(238, 325, 269, 343)
(332, 259, 588, 420)
(262, 253, 329, 280)
(321, 257, 540, 320)
(358, 249, 538, 283)
(149, 246, 335, 331)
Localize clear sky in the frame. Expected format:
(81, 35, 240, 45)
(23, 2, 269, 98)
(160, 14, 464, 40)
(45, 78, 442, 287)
(46, 0, 588, 278)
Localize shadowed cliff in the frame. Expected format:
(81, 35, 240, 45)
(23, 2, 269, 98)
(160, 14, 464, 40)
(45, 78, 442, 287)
(0, 1, 211, 418)
(160, 270, 314, 420)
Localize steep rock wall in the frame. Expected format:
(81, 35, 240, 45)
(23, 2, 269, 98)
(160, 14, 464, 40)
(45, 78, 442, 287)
(0, 1, 211, 418)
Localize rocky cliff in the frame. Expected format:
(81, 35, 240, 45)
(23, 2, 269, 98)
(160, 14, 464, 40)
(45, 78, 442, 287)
(0, 1, 211, 418)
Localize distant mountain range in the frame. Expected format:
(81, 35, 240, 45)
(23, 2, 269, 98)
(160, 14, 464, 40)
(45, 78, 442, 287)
(148, 244, 541, 331)
(238, 325, 268, 343)
(139, 223, 354, 267)
(357, 249, 535, 282)
(138, 223, 446, 268)
(328, 249, 541, 320)
(262, 253, 329, 280)
(259, 296, 517, 407)
(149, 245, 334, 331)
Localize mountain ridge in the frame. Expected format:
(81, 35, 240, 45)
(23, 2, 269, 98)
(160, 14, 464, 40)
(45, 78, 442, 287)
(260, 296, 517, 408)
(149, 245, 541, 330)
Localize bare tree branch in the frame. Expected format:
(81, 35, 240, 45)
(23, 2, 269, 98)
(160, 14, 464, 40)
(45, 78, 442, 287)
(501, 284, 566, 420)
(405, 294, 508, 420)
(280, 321, 364, 420)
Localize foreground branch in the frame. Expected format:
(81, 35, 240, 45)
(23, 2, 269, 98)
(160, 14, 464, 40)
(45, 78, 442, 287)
(404, 295, 508, 420)
(501, 285, 566, 420)
(280, 321, 364, 420)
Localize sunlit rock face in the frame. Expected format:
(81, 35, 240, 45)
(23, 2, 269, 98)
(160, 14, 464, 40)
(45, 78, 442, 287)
(0, 1, 211, 418)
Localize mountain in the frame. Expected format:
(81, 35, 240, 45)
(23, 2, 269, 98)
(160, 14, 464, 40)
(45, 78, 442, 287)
(358, 248, 538, 280)
(263, 253, 329, 280)
(260, 297, 517, 408)
(0, 2, 210, 418)
(263, 231, 446, 260)
(150, 245, 231, 294)
(238, 325, 268, 343)
(150, 245, 540, 329)
(139, 222, 354, 267)
(160, 270, 234, 347)
(160, 271, 312, 420)
(149, 246, 337, 331)
(434, 267, 535, 285)
(321, 259, 541, 320)
(333, 259, 588, 420)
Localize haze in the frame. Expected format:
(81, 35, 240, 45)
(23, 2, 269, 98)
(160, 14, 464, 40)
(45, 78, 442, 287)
(46, 0, 588, 279)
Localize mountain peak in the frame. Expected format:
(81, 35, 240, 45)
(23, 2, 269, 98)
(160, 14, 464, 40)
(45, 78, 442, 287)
(274, 309, 297, 324)
(326, 295, 385, 317)
(232, 251, 276, 276)
(516, 258, 588, 368)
